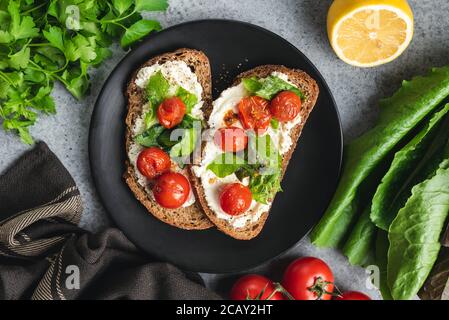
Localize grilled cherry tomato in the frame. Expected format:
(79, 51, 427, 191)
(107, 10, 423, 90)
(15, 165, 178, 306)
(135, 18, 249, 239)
(157, 97, 186, 129)
(270, 91, 302, 122)
(153, 172, 190, 209)
(282, 257, 334, 300)
(136, 147, 171, 179)
(230, 275, 285, 300)
(219, 183, 252, 215)
(213, 127, 248, 152)
(335, 291, 371, 300)
(237, 96, 271, 133)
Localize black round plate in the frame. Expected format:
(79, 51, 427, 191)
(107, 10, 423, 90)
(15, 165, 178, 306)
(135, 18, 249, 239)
(89, 20, 342, 273)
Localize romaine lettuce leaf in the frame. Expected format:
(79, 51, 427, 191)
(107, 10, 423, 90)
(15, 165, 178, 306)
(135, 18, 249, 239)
(388, 158, 449, 300)
(371, 104, 449, 230)
(310, 65, 449, 248)
(376, 230, 394, 300)
(342, 207, 376, 266)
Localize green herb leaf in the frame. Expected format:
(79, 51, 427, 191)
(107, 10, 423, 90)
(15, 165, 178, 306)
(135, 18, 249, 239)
(176, 86, 198, 114)
(9, 46, 30, 69)
(143, 103, 158, 129)
(270, 118, 279, 130)
(43, 26, 65, 51)
(8, 1, 39, 40)
(112, 0, 133, 14)
(249, 169, 282, 204)
(207, 153, 248, 178)
(145, 70, 170, 106)
(242, 77, 262, 92)
(135, 125, 165, 147)
(135, 0, 169, 12)
(120, 19, 161, 48)
(157, 129, 182, 148)
(243, 75, 304, 100)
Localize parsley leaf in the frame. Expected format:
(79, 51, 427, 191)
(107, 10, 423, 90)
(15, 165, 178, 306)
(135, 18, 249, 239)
(0, 0, 168, 144)
(120, 19, 161, 48)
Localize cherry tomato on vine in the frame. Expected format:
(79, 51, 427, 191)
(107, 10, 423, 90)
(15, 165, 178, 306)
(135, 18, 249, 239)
(230, 275, 285, 300)
(282, 257, 334, 300)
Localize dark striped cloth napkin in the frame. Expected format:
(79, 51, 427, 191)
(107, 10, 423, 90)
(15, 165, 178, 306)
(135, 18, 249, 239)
(0, 142, 219, 300)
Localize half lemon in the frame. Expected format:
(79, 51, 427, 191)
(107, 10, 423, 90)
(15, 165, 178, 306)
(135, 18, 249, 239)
(328, 0, 414, 67)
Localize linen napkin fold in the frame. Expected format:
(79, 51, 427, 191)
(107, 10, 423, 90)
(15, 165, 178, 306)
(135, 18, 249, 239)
(0, 142, 220, 300)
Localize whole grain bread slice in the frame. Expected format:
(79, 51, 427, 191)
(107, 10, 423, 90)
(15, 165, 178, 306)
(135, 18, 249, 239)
(124, 48, 213, 230)
(190, 65, 319, 239)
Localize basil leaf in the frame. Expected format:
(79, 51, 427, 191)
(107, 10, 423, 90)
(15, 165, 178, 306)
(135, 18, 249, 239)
(179, 114, 203, 129)
(242, 77, 262, 93)
(145, 70, 170, 106)
(243, 75, 304, 100)
(157, 129, 182, 148)
(144, 103, 158, 129)
(135, 125, 164, 147)
(207, 153, 247, 178)
(176, 86, 198, 113)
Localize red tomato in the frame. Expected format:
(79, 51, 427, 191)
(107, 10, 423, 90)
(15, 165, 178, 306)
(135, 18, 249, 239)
(219, 183, 252, 215)
(152, 172, 190, 209)
(136, 147, 171, 179)
(335, 291, 371, 300)
(230, 275, 285, 300)
(282, 257, 334, 300)
(270, 91, 302, 122)
(157, 97, 186, 129)
(213, 127, 248, 152)
(237, 96, 271, 133)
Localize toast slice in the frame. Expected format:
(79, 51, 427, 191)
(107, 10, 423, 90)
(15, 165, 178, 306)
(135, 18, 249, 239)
(124, 48, 213, 230)
(190, 65, 319, 239)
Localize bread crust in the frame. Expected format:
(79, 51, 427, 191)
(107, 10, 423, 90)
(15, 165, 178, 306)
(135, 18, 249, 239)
(124, 48, 213, 230)
(190, 65, 319, 239)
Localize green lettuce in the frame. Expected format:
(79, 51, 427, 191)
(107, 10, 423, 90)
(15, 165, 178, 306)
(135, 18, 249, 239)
(376, 231, 394, 300)
(342, 207, 376, 267)
(242, 76, 304, 100)
(388, 158, 449, 300)
(371, 104, 449, 230)
(310, 65, 449, 248)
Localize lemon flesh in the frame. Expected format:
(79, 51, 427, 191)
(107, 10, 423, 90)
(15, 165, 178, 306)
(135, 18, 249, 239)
(328, 0, 414, 67)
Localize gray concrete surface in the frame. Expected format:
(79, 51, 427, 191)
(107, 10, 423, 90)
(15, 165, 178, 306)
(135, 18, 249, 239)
(1, 0, 448, 299)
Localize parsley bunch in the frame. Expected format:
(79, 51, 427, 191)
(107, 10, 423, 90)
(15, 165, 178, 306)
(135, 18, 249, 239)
(0, 0, 168, 144)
